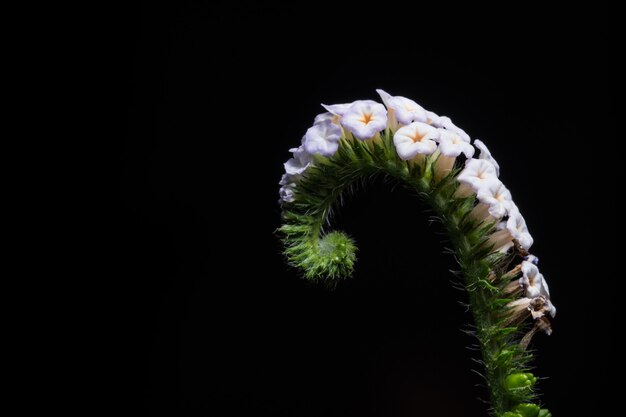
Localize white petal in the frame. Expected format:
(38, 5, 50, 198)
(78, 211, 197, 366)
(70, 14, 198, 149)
(375, 89, 393, 108)
(457, 158, 498, 191)
(279, 185, 295, 203)
(321, 102, 352, 116)
(303, 120, 342, 157)
(438, 129, 476, 158)
(506, 207, 533, 250)
(473, 139, 501, 176)
(284, 145, 312, 175)
(441, 117, 471, 142)
(393, 122, 439, 159)
(340, 101, 388, 140)
(476, 178, 513, 219)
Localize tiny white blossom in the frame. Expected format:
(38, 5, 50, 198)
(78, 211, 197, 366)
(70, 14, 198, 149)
(376, 89, 428, 125)
(393, 122, 439, 160)
(473, 139, 500, 176)
(457, 158, 498, 191)
(340, 100, 388, 140)
(520, 261, 544, 298)
(520, 261, 556, 317)
(303, 120, 342, 157)
(279, 184, 295, 204)
(284, 145, 312, 176)
(476, 178, 513, 219)
(438, 129, 475, 158)
(433, 129, 475, 181)
(506, 206, 534, 250)
(440, 116, 471, 143)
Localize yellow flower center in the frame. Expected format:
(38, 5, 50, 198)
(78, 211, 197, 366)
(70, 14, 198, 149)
(360, 112, 373, 125)
(409, 131, 426, 143)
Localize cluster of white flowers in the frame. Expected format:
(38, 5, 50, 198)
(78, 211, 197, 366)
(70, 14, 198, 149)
(505, 254, 557, 334)
(280, 89, 555, 329)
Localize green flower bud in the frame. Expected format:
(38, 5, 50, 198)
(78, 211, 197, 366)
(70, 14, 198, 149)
(505, 372, 537, 391)
(538, 409, 552, 417)
(502, 413, 522, 417)
(512, 403, 540, 417)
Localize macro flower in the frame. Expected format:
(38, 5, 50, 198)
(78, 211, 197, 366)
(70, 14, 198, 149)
(486, 205, 534, 252)
(506, 206, 534, 250)
(474, 139, 501, 177)
(456, 158, 498, 194)
(475, 178, 513, 219)
(521, 261, 556, 317)
(440, 116, 471, 143)
(279, 185, 296, 204)
(284, 145, 312, 176)
(340, 100, 388, 140)
(434, 129, 475, 180)
(393, 122, 439, 160)
(376, 89, 428, 126)
(520, 261, 543, 298)
(438, 129, 475, 158)
(303, 120, 342, 157)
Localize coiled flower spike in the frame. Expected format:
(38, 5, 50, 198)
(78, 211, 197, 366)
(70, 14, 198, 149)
(278, 90, 555, 416)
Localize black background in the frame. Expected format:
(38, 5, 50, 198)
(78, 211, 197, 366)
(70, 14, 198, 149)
(115, 2, 613, 415)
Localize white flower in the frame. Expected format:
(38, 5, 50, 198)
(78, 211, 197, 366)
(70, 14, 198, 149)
(473, 139, 500, 176)
(440, 116, 471, 143)
(376, 89, 428, 125)
(433, 129, 475, 181)
(303, 120, 342, 157)
(279, 184, 295, 204)
(457, 158, 498, 191)
(340, 100, 388, 140)
(476, 178, 513, 219)
(520, 261, 543, 298)
(284, 145, 312, 176)
(438, 129, 475, 158)
(520, 261, 556, 317)
(393, 122, 439, 160)
(506, 206, 534, 250)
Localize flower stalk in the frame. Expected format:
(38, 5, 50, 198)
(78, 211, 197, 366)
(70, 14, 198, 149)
(278, 91, 554, 416)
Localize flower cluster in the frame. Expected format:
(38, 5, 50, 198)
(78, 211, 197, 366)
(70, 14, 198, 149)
(279, 90, 555, 332)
